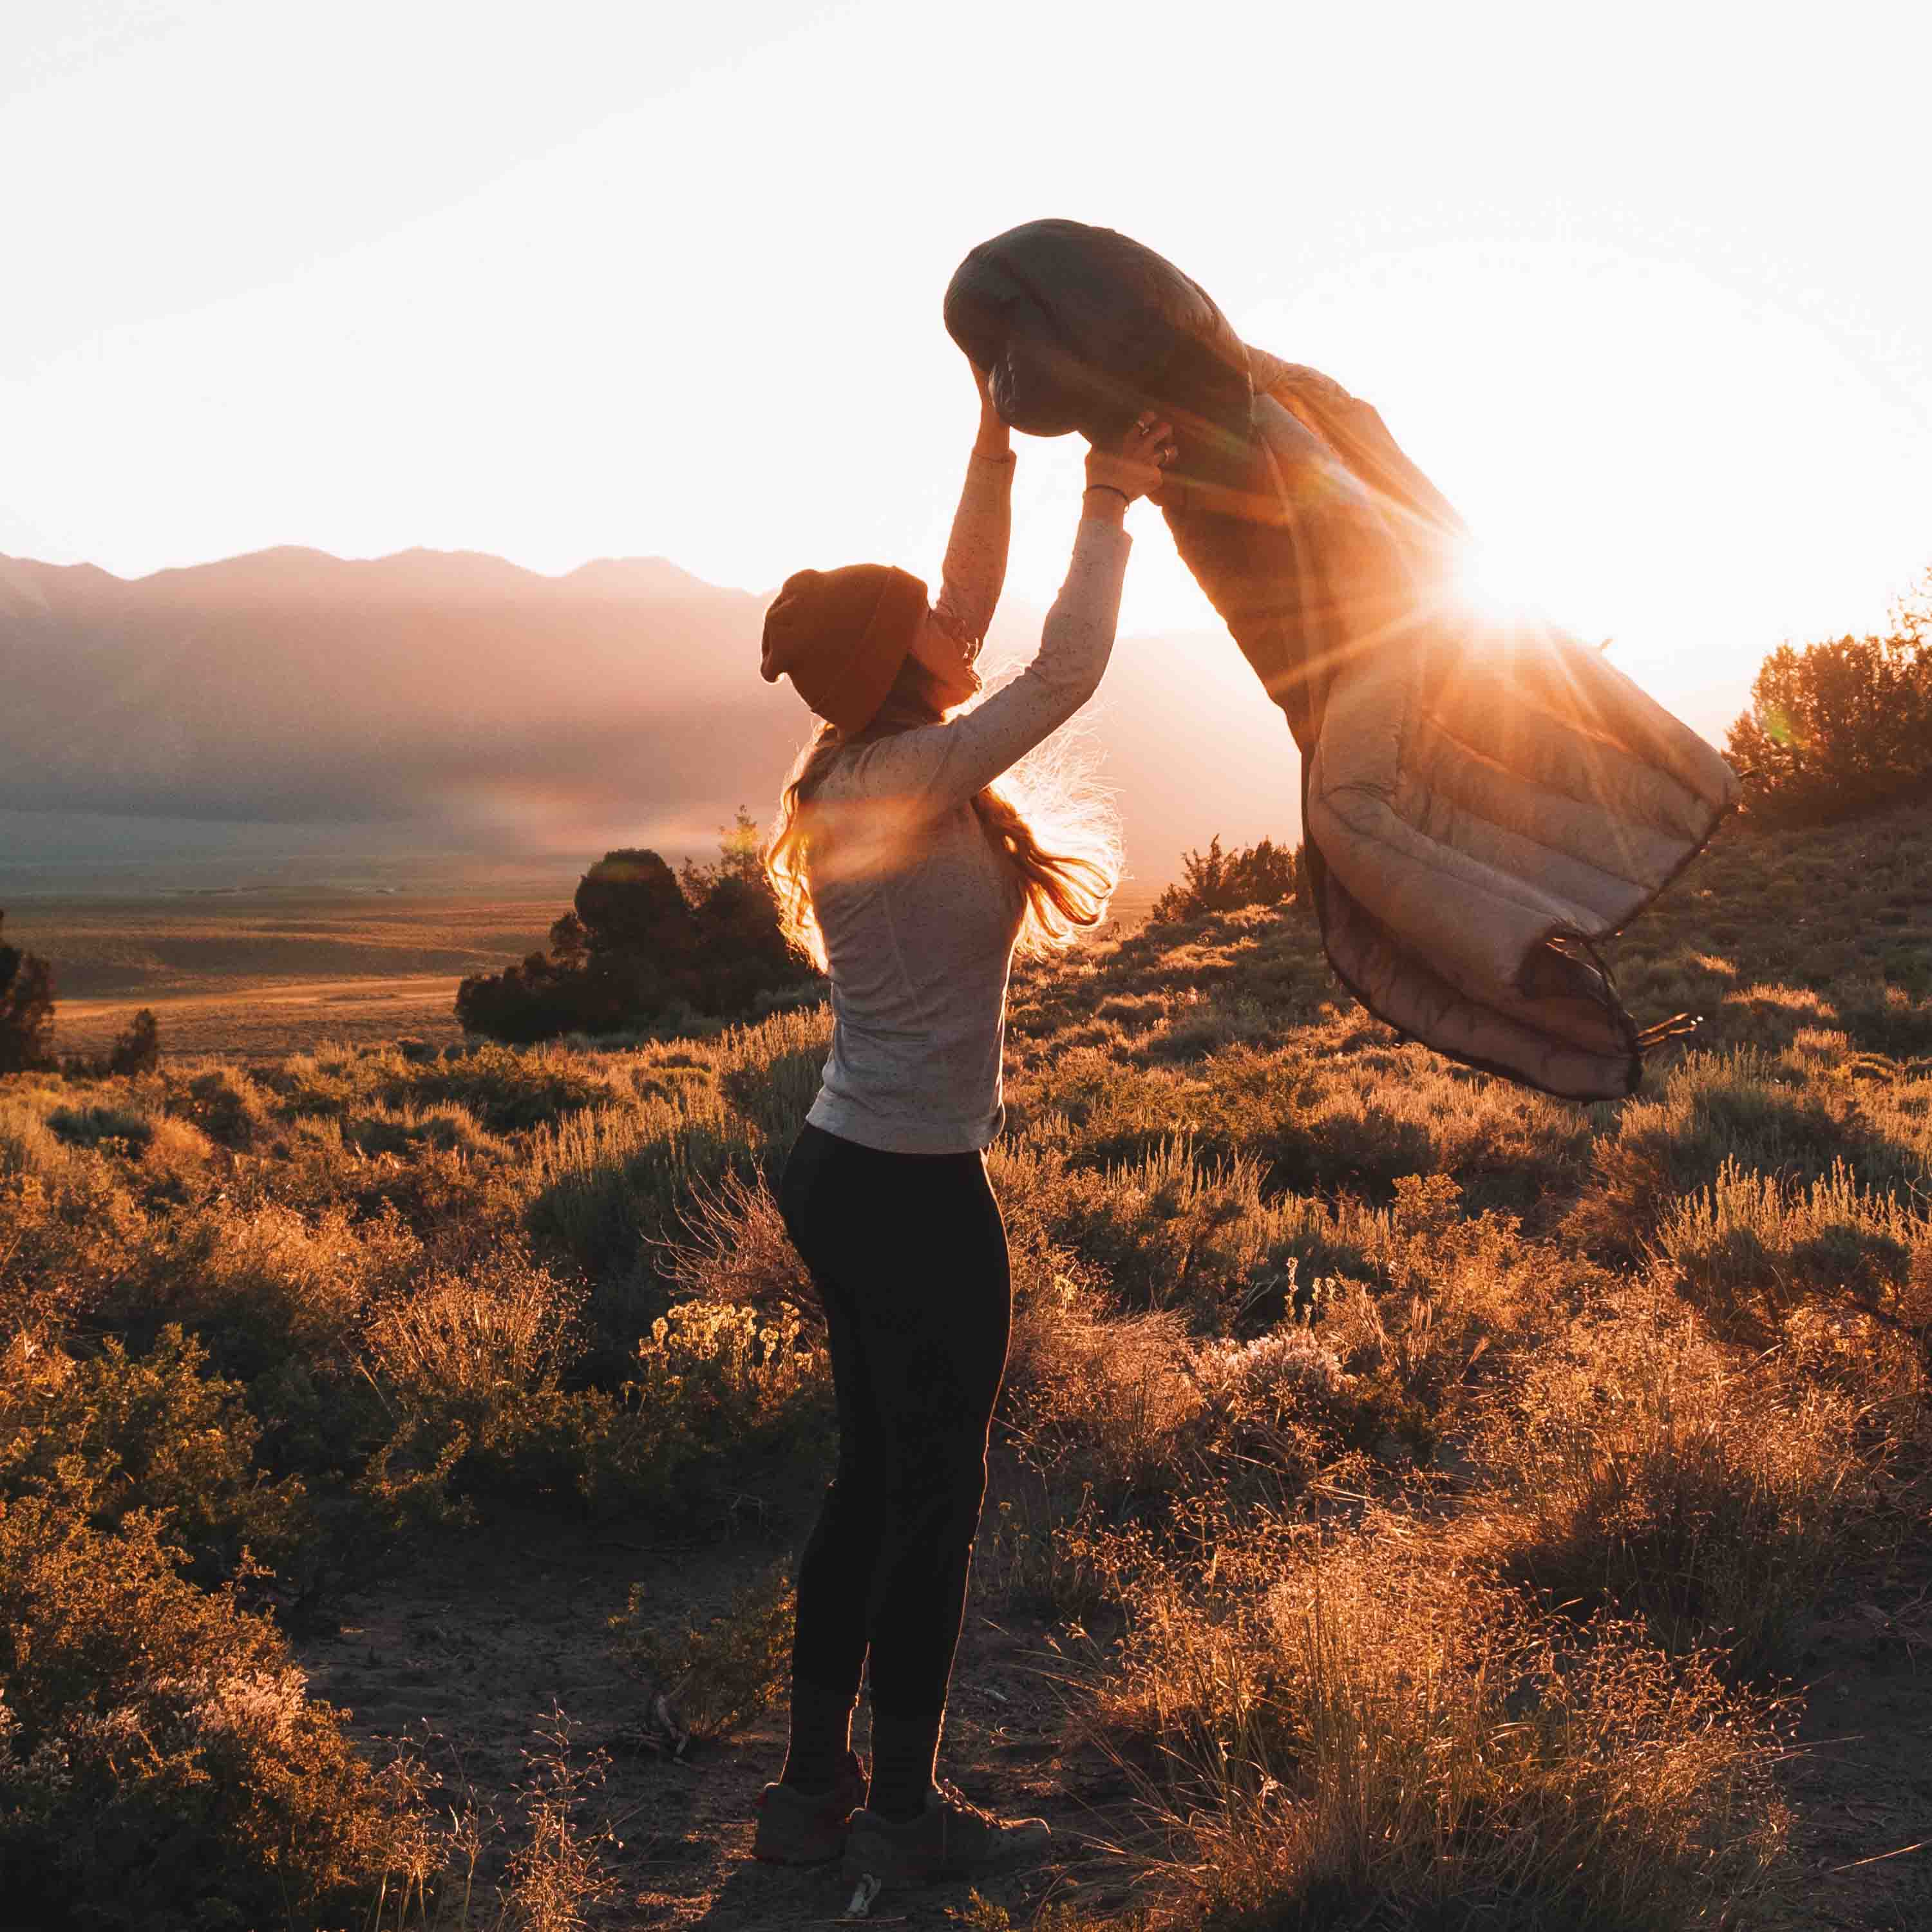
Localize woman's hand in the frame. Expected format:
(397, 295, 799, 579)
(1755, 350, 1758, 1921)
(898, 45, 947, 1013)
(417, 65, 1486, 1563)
(968, 357, 1012, 462)
(1084, 415, 1177, 515)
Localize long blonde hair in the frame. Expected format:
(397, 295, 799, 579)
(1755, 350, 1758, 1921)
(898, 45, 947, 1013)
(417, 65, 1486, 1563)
(764, 659, 1120, 972)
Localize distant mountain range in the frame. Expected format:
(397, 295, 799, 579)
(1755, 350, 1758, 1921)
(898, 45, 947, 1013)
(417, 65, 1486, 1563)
(0, 544, 1310, 897)
(0, 545, 784, 848)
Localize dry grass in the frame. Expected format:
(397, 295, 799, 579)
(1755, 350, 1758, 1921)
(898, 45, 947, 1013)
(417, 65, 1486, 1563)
(1471, 1295, 1864, 1673)
(1657, 1155, 1932, 1376)
(1, 802, 1927, 1926)
(1079, 1516, 1788, 1929)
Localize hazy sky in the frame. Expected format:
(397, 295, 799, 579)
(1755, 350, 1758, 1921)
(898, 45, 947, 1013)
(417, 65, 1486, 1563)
(6, 0, 1929, 723)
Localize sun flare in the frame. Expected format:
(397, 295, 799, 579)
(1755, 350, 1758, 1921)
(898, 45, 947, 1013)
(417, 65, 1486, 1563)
(1446, 535, 1584, 638)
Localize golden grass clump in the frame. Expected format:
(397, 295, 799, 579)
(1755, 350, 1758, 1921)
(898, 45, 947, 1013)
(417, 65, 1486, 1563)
(1094, 1522, 1788, 1931)
(364, 1247, 585, 1406)
(109, 1195, 424, 1380)
(1472, 1296, 1861, 1674)
(660, 1169, 820, 1327)
(1567, 1045, 1930, 1258)
(1007, 1300, 1205, 1502)
(1657, 1154, 1931, 1376)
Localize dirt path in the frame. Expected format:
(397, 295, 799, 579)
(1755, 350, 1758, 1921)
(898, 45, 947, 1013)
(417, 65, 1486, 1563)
(1778, 1563, 1932, 1930)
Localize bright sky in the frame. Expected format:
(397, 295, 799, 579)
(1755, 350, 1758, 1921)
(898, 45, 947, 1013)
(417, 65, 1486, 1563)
(6, 0, 1929, 728)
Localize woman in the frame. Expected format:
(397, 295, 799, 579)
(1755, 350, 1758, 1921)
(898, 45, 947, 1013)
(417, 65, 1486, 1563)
(750, 359, 1175, 1884)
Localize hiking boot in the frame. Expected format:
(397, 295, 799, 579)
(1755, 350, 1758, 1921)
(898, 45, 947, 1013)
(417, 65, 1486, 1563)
(840, 1780, 1050, 1884)
(752, 1752, 869, 1865)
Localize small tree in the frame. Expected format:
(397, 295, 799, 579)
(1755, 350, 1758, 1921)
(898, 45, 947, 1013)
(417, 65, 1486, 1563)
(0, 913, 55, 1074)
(679, 808, 765, 898)
(105, 1009, 162, 1076)
(574, 849, 696, 960)
(1150, 835, 1304, 923)
(1727, 576, 1932, 826)
(457, 822, 809, 1045)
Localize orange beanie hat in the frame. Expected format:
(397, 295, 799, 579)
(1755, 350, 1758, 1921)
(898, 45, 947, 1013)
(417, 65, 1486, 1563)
(760, 564, 930, 734)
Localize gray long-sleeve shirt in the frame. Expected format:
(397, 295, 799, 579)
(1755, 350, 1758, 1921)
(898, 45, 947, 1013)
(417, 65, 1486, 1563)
(804, 454, 1131, 1153)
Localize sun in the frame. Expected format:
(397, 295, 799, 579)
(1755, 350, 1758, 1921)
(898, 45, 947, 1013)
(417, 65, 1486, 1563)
(1446, 534, 1564, 631)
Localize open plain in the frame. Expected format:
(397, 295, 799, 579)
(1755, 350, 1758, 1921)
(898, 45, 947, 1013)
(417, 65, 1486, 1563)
(5, 890, 563, 1061)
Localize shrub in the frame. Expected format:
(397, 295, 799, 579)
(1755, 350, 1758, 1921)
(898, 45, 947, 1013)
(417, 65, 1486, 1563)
(0, 1493, 430, 1929)
(457, 820, 810, 1045)
(102, 1197, 422, 1386)
(0, 1326, 312, 1580)
(176, 1065, 272, 1148)
(58, 1009, 163, 1081)
(1192, 1323, 1354, 1477)
(661, 1170, 820, 1328)
(108, 1009, 160, 1079)
(397, 1041, 613, 1133)
(361, 1288, 828, 1527)
(1150, 835, 1303, 924)
(523, 1095, 756, 1298)
(1726, 582, 1932, 826)
(611, 1557, 795, 1747)
(1004, 1300, 1205, 1506)
(358, 1251, 605, 1520)
(1473, 1299, 1859, 1673)
(46, 1099, 156, 1153)
(1566, 1046, 1917, 1258)
(605, 1299, 827, 1510)
(1092, 1524, 1788, 1929)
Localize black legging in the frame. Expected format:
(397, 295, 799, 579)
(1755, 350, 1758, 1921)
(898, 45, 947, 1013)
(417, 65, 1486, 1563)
(778, 1121, 1011, 1722)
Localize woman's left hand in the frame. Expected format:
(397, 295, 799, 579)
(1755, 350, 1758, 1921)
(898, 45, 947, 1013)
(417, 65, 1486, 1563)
(969, 357, 1012, 462)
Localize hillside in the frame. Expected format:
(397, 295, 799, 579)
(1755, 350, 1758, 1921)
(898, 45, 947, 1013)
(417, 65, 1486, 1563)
(0, 545, 1298, 896)
(0, 802, 1926, 1928)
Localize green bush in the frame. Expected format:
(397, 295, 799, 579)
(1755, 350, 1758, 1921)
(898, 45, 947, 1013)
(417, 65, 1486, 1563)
(1727, 582, 1932, 825)
(0, 1495, 428, 1929)
(611, 1557, 795, 1745)
(1150, 835, 1303, 924)
(0, 1326, 311, 1580)
(457, 818, 810, 1045)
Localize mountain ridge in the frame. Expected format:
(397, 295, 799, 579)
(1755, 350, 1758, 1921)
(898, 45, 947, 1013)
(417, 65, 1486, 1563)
(0, 540, 1330, 887)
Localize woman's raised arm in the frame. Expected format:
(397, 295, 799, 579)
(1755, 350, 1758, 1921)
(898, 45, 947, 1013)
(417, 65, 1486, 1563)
(865, 416, 1175, 811)
(933, 362, 1017, 651)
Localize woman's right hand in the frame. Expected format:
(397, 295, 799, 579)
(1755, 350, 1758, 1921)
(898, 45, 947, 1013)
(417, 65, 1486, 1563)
(1084, 414, 1177, 506)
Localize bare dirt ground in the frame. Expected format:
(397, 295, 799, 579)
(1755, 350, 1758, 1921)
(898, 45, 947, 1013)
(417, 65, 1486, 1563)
(1779, 1544, 1932, 1932)
(290, 1498, 1932, 1932)
(298, 1506, 1145, 1931)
